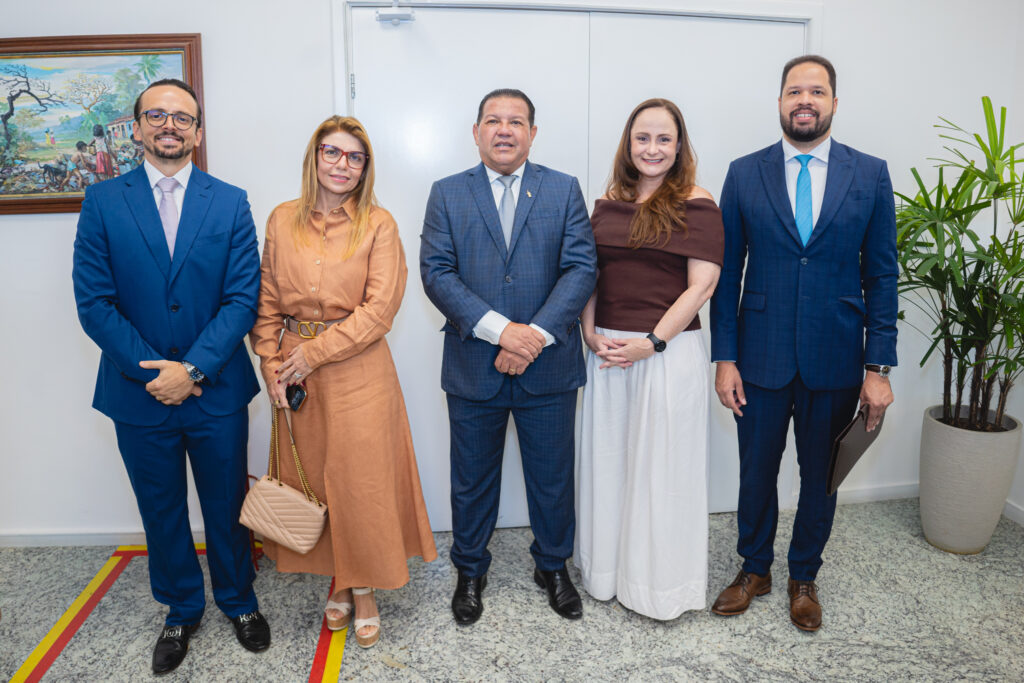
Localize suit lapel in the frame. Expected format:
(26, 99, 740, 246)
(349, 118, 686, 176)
(758, 142, 804, 247)
(507, 161, 540, 260)
(122, 166, 171, 279)
(467, 162, 508, 260)
(808, 140, 854, 247)
(168, 168, 214, 285)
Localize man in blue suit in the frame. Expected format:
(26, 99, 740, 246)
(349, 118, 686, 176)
(73, 79, 269, 673)
(420, 89, 597, 624)
(709, 56, 897, 631)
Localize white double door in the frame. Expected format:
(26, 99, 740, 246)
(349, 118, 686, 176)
(343, 4, 806, 529)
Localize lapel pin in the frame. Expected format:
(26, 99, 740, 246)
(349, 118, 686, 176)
(526, 190, 532, 198)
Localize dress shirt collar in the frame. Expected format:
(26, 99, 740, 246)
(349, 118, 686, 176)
(782, 136, 831, 165)
(311, 195, 359, 220)
(484, 161, 527, 184)
(143, 159, 193, 191)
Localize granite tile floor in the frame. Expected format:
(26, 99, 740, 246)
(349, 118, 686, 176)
(2, 499, 1023, 681)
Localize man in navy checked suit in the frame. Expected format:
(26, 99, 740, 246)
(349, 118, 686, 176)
(420, 89, 597, 624)
(709, 56, 897, 631)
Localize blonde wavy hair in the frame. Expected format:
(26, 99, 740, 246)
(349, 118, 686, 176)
(294, 115, 377, 259)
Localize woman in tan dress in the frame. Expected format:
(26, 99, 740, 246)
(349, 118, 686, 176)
(250, 115, 437, 648)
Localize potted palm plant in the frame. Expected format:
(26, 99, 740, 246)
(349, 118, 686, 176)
(896, 96, 1024, 553)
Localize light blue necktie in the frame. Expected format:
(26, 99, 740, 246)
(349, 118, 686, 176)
(795, 154, 813, 246)
(498, 175, 516, 247)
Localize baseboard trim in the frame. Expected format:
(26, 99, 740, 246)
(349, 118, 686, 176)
(1003, 499, 1024, 526)
(836, 482, 919, 505)
(2, 491, 1016, 545)
(0, 530, 207, 548)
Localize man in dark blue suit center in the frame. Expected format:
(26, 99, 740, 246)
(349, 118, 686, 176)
(709, 56, 898, 631)
(72, 79, 269, 673)
(420, 89, 597, 624)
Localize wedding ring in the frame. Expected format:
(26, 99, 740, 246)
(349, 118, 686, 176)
(295, 372, 303, 379)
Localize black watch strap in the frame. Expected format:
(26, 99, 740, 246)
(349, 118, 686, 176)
(647, 333, 667, 353)
(865, 364, 891, 378)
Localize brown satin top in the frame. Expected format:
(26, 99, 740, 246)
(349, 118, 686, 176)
(592, 198, 724, 333)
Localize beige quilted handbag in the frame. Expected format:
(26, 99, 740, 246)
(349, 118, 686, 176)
(240, 407, 327, 554)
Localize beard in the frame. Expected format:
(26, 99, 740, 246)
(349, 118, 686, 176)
(780, 107, 833, 143)
(142, 133, 192, 160)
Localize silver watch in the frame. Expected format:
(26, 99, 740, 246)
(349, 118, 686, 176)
(181, 360, 205, 383)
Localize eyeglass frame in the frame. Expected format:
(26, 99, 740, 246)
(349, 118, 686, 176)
(139, 109, 199, 131)
(317, 143, 370, 168)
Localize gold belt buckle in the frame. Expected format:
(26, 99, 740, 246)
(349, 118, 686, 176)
(297, 321, 325, 339)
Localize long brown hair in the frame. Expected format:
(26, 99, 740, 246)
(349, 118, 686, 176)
(606, 98, 697, 248)
(294, 115, 377, 259)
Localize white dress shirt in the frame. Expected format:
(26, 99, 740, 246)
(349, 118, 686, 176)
(472, 161, 554, 347)
(143, 159, 193, 234)
(783, 136, 830, 227)
(484, 162, 523, 208)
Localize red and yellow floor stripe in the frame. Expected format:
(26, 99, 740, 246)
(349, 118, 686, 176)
(309, 578, 348, 683)
(10, 543, 346, 683)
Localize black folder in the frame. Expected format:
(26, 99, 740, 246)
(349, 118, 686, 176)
(826, 407, 884, 495)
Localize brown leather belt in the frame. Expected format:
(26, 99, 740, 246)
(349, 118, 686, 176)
(283, 315, 346, 339)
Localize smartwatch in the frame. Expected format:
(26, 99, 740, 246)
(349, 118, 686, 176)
(647, 333, 667, 353)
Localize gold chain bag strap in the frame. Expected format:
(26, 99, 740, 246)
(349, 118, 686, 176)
(239, 406, 327, 554)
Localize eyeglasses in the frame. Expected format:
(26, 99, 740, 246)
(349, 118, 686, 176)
(141, 109, 198, 130)
(318, 144, 369, 168)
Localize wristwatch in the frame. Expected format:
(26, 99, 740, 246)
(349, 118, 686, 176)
(865, 364, 891, 378)
(647, 332, 667, 353)
(181, 360, 206, 383)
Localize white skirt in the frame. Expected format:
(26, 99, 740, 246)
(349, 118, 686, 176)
(574, 327, 710, 620)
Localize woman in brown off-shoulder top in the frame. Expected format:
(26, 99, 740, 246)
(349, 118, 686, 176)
(574, 99, 724, 620)
(249, 116, 436, 648)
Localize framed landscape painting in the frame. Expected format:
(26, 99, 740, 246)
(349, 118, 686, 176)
(0, 33, 204, 214)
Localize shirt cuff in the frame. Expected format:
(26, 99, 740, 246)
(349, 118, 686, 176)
(472, 310, 511, 346)
(529, 324, 555, 347)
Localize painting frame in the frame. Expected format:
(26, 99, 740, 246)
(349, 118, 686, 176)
(0, 33, 204, 215)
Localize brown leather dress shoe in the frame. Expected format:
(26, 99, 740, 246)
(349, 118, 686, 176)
(788, 578, 822, 631)
(711, 570, 772, 616)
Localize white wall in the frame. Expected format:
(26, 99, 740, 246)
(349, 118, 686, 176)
(1003, 20, 1024, 523)
(0, 0, 336, 543)
(2, 0, 1024, 543)
(810, 0, 1024, 508)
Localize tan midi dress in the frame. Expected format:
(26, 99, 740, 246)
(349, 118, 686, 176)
(249, 198, 437, 589)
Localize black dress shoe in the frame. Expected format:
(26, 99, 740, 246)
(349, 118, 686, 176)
(229, 610, 271, 652)
(534, 567, 583, 619)
(451, 571, 487, 625)
(152, 622, 200, 675)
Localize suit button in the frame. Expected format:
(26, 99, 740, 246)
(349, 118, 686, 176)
(170, 304, 180, 312)
(505, 275, 512, 283)
(170, 347, 179, 355)
(800, 257, 809, 265)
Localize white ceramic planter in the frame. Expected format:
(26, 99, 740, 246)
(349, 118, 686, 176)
(919, 405, 1022, 554)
